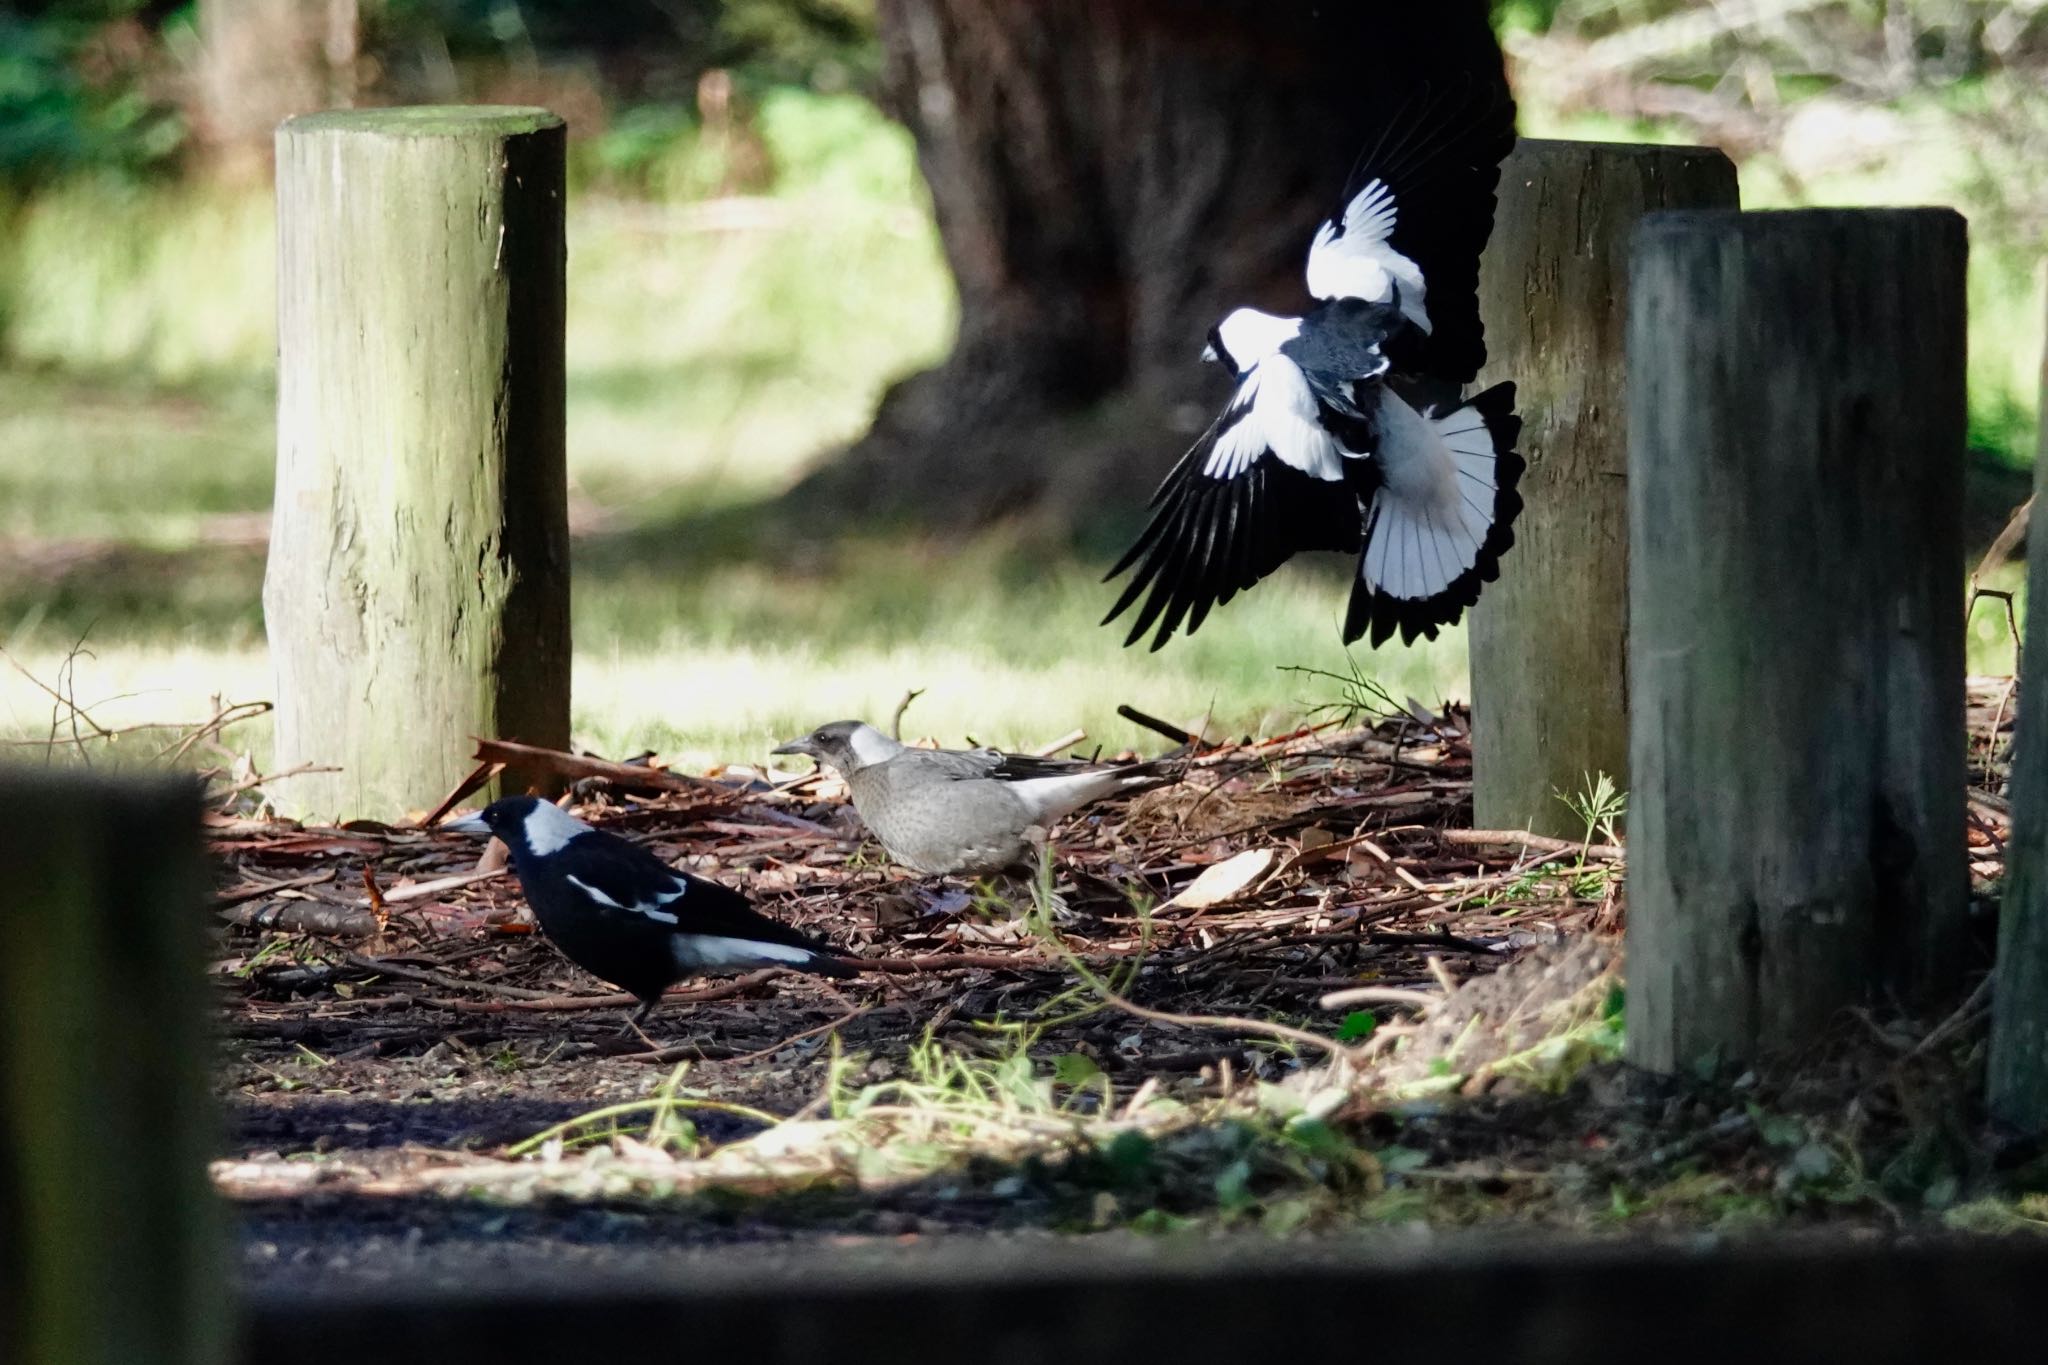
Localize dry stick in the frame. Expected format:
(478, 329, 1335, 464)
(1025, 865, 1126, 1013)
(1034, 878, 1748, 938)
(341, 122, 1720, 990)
(420, 758, 505, 827)
(214, 871, 334, 908)
(426, 969, 789, 1014)
(1444, 828, 1626, 860)
(1117, 704, 1192, 747)
(890, 687, 925, 741)
(341, 952, 563, 1001)
(471, 737, 725, 795)
(1028, 728, 1087, 758)
(1906, 973, 1996, 1059)
(1317, 985, 1444, 1011)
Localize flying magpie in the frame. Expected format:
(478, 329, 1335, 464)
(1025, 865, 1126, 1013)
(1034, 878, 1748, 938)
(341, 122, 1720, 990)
(443, 796, 855, 1025)
(1104, 77, 1524, 650)
(772, 721, 1171, 877)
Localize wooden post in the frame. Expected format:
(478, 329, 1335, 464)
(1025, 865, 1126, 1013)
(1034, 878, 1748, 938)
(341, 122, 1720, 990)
(1468, 140, 1738, 838)
(0, 769, 226, 1365)
(266, 107, 570, 822)
(1989, 285, 2048, 1130)
(1625, 208, 1969, 1074)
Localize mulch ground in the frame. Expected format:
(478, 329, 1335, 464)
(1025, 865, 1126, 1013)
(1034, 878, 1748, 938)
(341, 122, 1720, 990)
(210, 686, 2023, 1284)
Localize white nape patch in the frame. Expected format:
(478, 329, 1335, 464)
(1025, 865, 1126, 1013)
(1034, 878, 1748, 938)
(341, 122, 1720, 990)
(1214, 308, 1301, 369)
(1304, 178, 1430, 331)
(565, 874, 680, 924)
(522, 801, 593, 856)
(1203, 356, 1345, 483)
(847, 723, 905, 769)
(1361, 391, 1500, 602)
(671, 935, 816, 970)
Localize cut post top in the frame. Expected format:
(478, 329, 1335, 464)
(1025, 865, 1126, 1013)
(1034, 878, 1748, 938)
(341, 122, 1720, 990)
(279, 105, 564, 140)
(1635, 204, 1968, 241)
(1508, 138, 1732, 161)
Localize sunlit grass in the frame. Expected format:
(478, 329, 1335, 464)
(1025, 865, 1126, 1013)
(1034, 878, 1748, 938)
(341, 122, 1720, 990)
(2, 86, 2038, 778)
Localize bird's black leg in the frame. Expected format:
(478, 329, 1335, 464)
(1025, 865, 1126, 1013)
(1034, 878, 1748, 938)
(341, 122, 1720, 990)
(619, 996, 663, 1050)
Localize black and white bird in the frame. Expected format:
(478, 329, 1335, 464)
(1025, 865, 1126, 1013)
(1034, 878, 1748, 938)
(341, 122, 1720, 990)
(772, 721, 1170, 877)
(1104, 78, 1524, 650)
(443, 796, 855, 1025)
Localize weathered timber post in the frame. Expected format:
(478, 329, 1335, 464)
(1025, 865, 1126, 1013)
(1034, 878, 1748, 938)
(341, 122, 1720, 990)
(1468, 140, 1738, 838)
(1625, 208, 1969, 1073)
(1989, 286, 2048, 1130)
(0, 769, 226, 1365)
(266, 107, 570, 822)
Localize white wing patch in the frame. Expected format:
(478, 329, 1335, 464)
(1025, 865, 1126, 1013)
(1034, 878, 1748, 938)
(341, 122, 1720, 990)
(1361, 390, 1501, 602)
(1201, 355, 1346, 483)
(1304, 177, 1430, 333)
(565, 873, 685, 924)
(671, 935, 816, 970)
(1213, 308, 1302, 369)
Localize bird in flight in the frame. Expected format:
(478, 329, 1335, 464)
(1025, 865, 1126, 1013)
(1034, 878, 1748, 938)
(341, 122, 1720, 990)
(1104, 78, 1524, 650)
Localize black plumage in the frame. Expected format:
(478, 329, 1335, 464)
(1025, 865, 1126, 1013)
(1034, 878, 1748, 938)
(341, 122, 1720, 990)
(444, 796, 854, 1025)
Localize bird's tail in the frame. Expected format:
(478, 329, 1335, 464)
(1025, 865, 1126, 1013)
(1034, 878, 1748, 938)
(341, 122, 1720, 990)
(1344, 381, 1523, 647)
(1008, 757, 1180, 825)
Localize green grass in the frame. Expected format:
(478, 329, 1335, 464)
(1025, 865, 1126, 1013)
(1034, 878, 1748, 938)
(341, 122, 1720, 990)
(2, 84, 2040, 772)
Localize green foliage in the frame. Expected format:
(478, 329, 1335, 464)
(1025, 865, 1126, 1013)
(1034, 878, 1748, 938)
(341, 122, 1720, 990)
(0, 6, 184, 185)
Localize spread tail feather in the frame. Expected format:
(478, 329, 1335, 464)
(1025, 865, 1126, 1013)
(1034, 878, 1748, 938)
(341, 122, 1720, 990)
(1345, 381, 1523, 647)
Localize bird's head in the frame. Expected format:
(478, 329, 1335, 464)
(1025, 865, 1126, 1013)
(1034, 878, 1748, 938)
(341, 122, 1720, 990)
(442, 795, 590, 858)
(772, 720, 904, 775)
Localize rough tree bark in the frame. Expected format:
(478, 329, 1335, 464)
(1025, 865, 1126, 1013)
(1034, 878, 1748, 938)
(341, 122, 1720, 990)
(791, 0, 1509, 527)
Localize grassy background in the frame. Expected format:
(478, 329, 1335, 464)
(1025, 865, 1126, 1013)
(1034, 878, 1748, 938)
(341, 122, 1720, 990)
(1, 85, 2040, 780)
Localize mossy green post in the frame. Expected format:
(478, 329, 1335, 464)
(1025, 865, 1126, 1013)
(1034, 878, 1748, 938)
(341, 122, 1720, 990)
(266, 106, 570, 822)
(0, 769, 226, 1365)
(1990, 291, 2048, 1132)
(1468, 140, 1738, 839)
(1624, 209, 1969, 1074)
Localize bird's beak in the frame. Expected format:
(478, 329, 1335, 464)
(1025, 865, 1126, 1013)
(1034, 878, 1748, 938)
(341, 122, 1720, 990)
(440, 812, 491, 836)
(1364, 348, 1391, 379)
(771, 737, 815, 759)
(1200, 342, 1218, 363)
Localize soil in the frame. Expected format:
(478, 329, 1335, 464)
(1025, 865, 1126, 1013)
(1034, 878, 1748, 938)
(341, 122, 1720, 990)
(211, 695, 2025, 1289)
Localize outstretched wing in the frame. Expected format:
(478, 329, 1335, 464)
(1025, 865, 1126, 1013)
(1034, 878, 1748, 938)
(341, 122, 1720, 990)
(1304, 75, 1516, 386)
(1104, 354, 1365, 650)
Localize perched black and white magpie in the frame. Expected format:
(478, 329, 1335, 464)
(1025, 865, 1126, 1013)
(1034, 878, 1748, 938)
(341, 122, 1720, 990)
(443, 796, 855, 1025)
(773, 721, 1170, 877)
(1104, 77, 1524, 650)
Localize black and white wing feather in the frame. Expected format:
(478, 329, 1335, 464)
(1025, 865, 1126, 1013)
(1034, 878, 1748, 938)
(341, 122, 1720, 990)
(559, 832, 845, 960)
(1104, 353, 1366, 650)
(1305, 76, 1516, 385)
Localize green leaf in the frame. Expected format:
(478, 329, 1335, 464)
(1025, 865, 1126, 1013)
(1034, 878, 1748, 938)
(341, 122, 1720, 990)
(1053, 1053, 1103, 1087)
(1377, 1144, 1430, 1175)
(1336, 1010, 1378, 1042)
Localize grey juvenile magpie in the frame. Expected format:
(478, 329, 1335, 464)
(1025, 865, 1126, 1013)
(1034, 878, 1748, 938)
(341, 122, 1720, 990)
(443, 796, 855, 1025)
(1105, 77, 1524, 650)
(772, 721, 1170, 877)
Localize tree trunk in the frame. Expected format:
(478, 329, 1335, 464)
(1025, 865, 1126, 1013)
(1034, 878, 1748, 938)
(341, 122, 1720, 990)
(193, 0, 358, 178)
(790, 0, 1508, 527)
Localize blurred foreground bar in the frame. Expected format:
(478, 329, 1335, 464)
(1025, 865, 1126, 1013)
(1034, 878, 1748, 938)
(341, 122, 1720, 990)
(241, 1234, 2048, 1364)
(0, 768, 226, 1365)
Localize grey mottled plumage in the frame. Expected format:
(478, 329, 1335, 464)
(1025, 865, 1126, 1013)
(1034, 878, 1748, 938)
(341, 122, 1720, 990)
(772, 721, 1171, 876)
